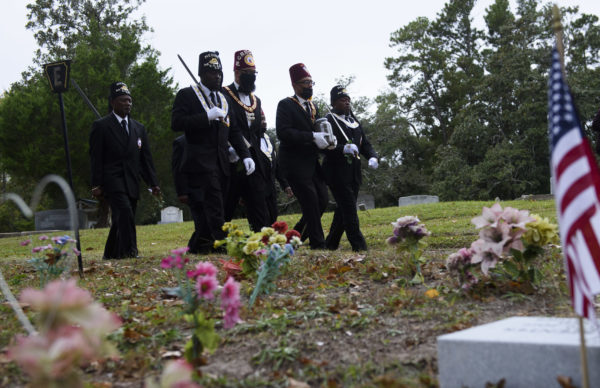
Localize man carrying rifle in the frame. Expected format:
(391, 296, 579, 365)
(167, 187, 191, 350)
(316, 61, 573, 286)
(323, 85, 378, 251)
(171, 51, 255, 254)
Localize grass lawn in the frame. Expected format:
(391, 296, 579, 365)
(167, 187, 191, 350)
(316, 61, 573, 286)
(0, 199, 571, 387)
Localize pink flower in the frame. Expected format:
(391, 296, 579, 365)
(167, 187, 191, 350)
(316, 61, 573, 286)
(223, 304, 241, 329)
(158, 359, 202, 388)
(195, 275, 218, 300)
(221, 276, 240, 307)
(171, 246, 190, 256)
(72, 247, 81, 256)
(471, 203, 504, 229)
(221, 277, 241, 329)
(469, 239, 500, 275)
(19, 279, 121, 334)
(187, 261, 218, 279)
(20, 239, 31, 246)
(39, 235, 49, 241)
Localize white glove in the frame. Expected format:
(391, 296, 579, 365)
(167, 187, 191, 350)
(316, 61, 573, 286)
(343, 143, 359, 156)
(313, 132, 329, 149)
(207, 107, 226, 121)
(326, 135, 338, 150)
(243, 158, 255, 175)
(228, 146, 240, 163)
(368, 157, 379, 169)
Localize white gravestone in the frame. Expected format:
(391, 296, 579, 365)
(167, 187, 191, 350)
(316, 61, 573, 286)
(158, 206, 183, 224)
(398, 195, 439, 207)
(437, 316, 600, 388)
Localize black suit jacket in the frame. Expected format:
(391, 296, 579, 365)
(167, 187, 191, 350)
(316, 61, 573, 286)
(222, 83, 268, 180)
(275, 97, 321, 181)
(322, 113, 378, 186)
(89, 113, 158, 199)
(171, 86, 250, 176)
(172, 135, 188, 196)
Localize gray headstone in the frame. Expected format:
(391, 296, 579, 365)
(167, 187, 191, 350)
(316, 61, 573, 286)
(356, 193, 375, 210)
(158, 206, 183, 224)
(398, 195, 439, 207)
(34, 209, 88, 231)
(437, 316, 600, 388)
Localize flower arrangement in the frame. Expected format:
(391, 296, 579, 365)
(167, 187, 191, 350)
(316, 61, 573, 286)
(446, 203, 559, 290)
(161, 247, 241, 367)
(386, 216, 431, 284)
(215, 221, 301, 279)
(22, 234, 79, 287)
(7, 279, 121, 388)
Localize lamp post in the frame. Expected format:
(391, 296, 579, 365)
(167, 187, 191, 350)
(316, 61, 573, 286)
(42, 60, 84, 277)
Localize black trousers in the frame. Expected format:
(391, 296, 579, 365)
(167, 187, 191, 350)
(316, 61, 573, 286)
(288, 174, 328, 249)
(187, 170, 228, 254)
(104, 191, 138, 259)
(224, 163, 270, 232)
(326, 180, 367, 252)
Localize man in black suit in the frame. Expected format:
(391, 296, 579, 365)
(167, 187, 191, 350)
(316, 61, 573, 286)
(323, 86, 379, 251)
(89, 82, 160, 259)
(171, 51, 254, 254)
(276, 63, 335, 249)
(222, 50, 271, 231)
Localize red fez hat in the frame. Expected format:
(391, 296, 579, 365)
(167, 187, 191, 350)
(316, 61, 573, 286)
(289, 63, 311, 83)
(234, 50, 256, 71)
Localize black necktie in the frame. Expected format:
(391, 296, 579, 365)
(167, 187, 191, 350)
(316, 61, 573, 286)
(304, 102, 311, 115)
(210, 92, 218, 107)
(121, 119, 129, 135)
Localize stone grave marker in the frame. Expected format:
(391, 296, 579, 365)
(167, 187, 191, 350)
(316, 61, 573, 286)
(158, 206, 183, 224)
(398, 195, 439, 207)
(356, 193, 375, 210)
(437, 316, 600, 388)
(35, 209, 88, 231)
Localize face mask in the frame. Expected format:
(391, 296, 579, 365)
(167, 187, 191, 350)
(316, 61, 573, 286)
(239, 72, 256, 93)
(300, 88, 313, 100)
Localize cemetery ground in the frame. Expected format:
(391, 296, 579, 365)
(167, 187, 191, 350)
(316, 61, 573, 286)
(0, 200, 570, 387)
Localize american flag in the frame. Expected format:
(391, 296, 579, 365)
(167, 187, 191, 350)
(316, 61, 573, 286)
(549, 47, 600, 319)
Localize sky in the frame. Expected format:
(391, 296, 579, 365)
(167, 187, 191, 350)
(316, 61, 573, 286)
(1, 0, 600, 123)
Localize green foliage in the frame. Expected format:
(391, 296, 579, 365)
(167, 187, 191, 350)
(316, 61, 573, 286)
(0, 0, 176, 229)
(380, 0, 600, 201)
(248, 244, 293, 307)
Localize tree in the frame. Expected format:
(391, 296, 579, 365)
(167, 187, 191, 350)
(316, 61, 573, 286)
(0, 0, 176, 227)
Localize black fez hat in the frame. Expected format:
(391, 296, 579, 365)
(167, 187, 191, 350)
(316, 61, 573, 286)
(109, 82, 131, 100)
(198, 51, 222, 76)
(330, 85, 350, 105)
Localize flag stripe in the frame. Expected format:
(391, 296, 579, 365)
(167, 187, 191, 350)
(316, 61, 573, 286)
(548, 46, 600, 319)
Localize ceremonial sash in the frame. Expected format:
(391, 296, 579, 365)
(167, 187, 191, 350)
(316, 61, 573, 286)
(191, 85, 230, 127)
(289, 96, 316, 124)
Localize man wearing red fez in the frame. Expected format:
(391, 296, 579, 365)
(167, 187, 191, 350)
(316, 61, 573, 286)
(222, 50, 271, 231)
(275, 63, 331, 249)
(322, 85, 379, 251)
(171, 51, 255, 254)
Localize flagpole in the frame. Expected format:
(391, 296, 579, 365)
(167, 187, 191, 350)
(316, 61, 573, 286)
(552, 6, 591, 388)
(552, 4, 590, 388)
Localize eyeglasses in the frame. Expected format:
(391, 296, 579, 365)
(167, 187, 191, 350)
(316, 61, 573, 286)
(296, 80, 315, 86)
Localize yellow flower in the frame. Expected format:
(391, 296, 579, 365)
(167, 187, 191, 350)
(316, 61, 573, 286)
(261, 227, 275, 236)
(524, 214, 559, 246)
(232, 229, 244, 237)
(222, 222, 234, 232)
(248, 232, 263, 242)
(214, 239, 226, 248)
(269, 233, 287, 245)
(243, 241, 260, 255)
(425, 289, 439, 299)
